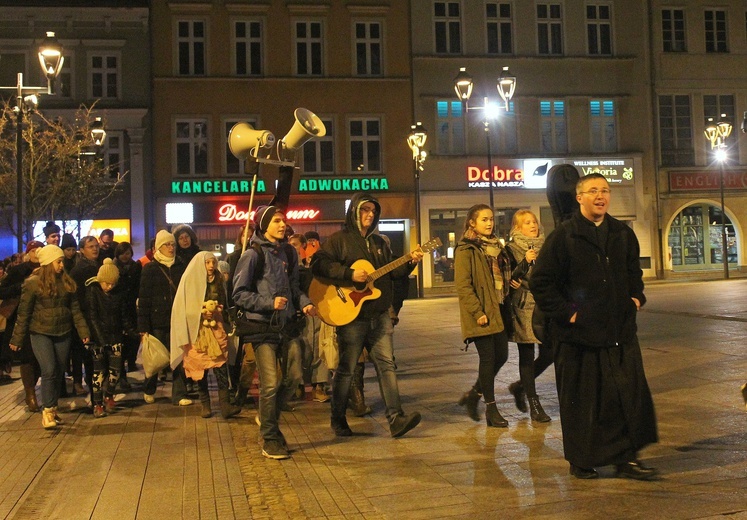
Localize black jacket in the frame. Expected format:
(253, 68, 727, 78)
(137, 259, 186, 333)
(530, 211, 646, 348)
(70, 256, 100, 312)
(85, 282, 137, 346)
(311, 192, 414, 319)
(115, 259, 142, 328)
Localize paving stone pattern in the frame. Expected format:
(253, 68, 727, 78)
(0, 280, 746, 519)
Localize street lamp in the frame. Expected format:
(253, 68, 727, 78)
(0, 31, 64, 252)
(704, 115, 732, 279)
(407, 122, 427, 298)
(454, 66, 516, 212)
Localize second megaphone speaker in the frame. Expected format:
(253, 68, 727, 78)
(281, 108, 327, 157)
(228, 122, 275, 160)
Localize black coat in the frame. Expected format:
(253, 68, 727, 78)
(115, 259, 142, 328)
(70, 256, 100, 312)
(530, 211, 656, 467)
(530, 211, 646, 348)
(137, 259, 185, 333)
(85, 282, 136, 346)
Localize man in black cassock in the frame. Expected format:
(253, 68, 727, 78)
(530, 172, 658, 480)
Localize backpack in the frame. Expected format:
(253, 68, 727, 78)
(246, 241, 297, 291)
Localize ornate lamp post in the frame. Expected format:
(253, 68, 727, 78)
(704, 115, 733, 279)
(453, 66, 516, 211)
(407, 122, 427, 298)
(0, 32, 64, 251)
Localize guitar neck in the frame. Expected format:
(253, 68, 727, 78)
(369, 252, 416, 282)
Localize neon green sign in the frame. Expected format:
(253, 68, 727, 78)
(299, 177, 389, 192)
(170, 180, 266, 195)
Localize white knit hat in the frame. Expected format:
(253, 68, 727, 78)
(37, 245, 64, 266)
(155, 229, 176, 251)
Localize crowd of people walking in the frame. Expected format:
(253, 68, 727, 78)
(0, 177, 688, 478)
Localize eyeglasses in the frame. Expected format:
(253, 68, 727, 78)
(360, 207, 378, 215)
(580, 188, 611, 196)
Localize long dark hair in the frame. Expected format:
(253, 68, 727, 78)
(464, 204, 492, 232)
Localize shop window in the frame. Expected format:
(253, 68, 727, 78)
(668, 203, 736, 269)
(428, 206, 519, 286)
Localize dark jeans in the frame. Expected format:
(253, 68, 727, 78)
(332, 312, 402, 421)
(252, 340, 299, 442)
(142, 328, 187, 403)
(30, 333, 71, 409)
(472, 331, 509, 403)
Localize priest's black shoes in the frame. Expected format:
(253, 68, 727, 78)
(569, 463, 598, 479)
(615, 460, 659, 480)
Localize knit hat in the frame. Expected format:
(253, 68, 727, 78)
(155, 230, 176, 251)
(43, 221, 61, 238)
(304, 231, 320, 241)
(97, 258, 120, 285)
(253, 205, 280, 233)
(37, 245, 64, 266)
(25, 240, 44, 253)
(60, 233, 77, 250)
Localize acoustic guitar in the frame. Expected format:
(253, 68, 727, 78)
(309, 237, 442, 326)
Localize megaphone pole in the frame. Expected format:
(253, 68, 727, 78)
(241, 161, 261, 255)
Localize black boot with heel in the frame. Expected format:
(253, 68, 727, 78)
(528, 396, 551, 423)
(485, 401, 508, 428)
(458, 387, 481, 421)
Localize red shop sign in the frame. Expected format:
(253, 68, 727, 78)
(217, 204, 320, 222)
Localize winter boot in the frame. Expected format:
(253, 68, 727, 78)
(219, 389, 241, 418)
(458, 387, 481, 421)
(528, 396, 551, 423)
(20, 363, 39, 412)
(485, 401, 508, 428)
(508, 381, 528, 413)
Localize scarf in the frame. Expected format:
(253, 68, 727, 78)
(507, 230, 545, 262)
(462, 229, 511, 302)
(153, 250, 175, 267)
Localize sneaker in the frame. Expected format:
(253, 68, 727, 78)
(389, 411, 421, 438)
(313, 384, 330, 403)
(261, 439, 290, 460)
(93, 404, 107, 418)
(143, 393, 155, 404)
(177, 398, 193, 406)
(104, 396, 117, 413)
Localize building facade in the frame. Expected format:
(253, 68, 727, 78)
(150, 0, 415, 264)
(0, 0, 151, 255)
(411, 0, 658, 289)
(651, 1, 747, 275)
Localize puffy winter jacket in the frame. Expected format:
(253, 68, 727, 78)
(11, 274, 90, 344)
(85, 282, 137, 346)
(137, 259, 186, 333)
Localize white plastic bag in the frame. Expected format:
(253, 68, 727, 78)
(137, 334, 170, 378)
(318, 322, 339, 370)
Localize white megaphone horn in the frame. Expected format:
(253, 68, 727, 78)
(279, 108, 327, 160)
(228, 122, 276, 160)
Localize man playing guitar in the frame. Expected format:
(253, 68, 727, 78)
(311, 192, 424, 438)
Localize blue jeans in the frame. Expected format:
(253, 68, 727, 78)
(332, 312, 402, 421)
(30, 333, 71, 409)
(253, 340, 301, 442)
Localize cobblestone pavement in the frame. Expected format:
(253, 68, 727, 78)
(0, 280, 746, 519)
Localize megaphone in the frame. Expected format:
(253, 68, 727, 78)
(228, 122, 275, 160)
(279, 108, 327, 160)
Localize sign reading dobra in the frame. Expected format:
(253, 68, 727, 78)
(669, 171, 747, 191)
(217, 204, 320, 222)
(299, 177, 389, 192)
(465, 158, 635, 190)
(171, 179, 266, 195)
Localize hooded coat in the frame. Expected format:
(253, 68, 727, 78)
(310, 192, 415, 319)
(172, 224, 201, 266)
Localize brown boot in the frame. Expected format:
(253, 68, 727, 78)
(20, 363, 39, 412)
(347, 362, 372, 416)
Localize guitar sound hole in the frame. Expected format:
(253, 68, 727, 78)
(353, 282, 367, 291)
